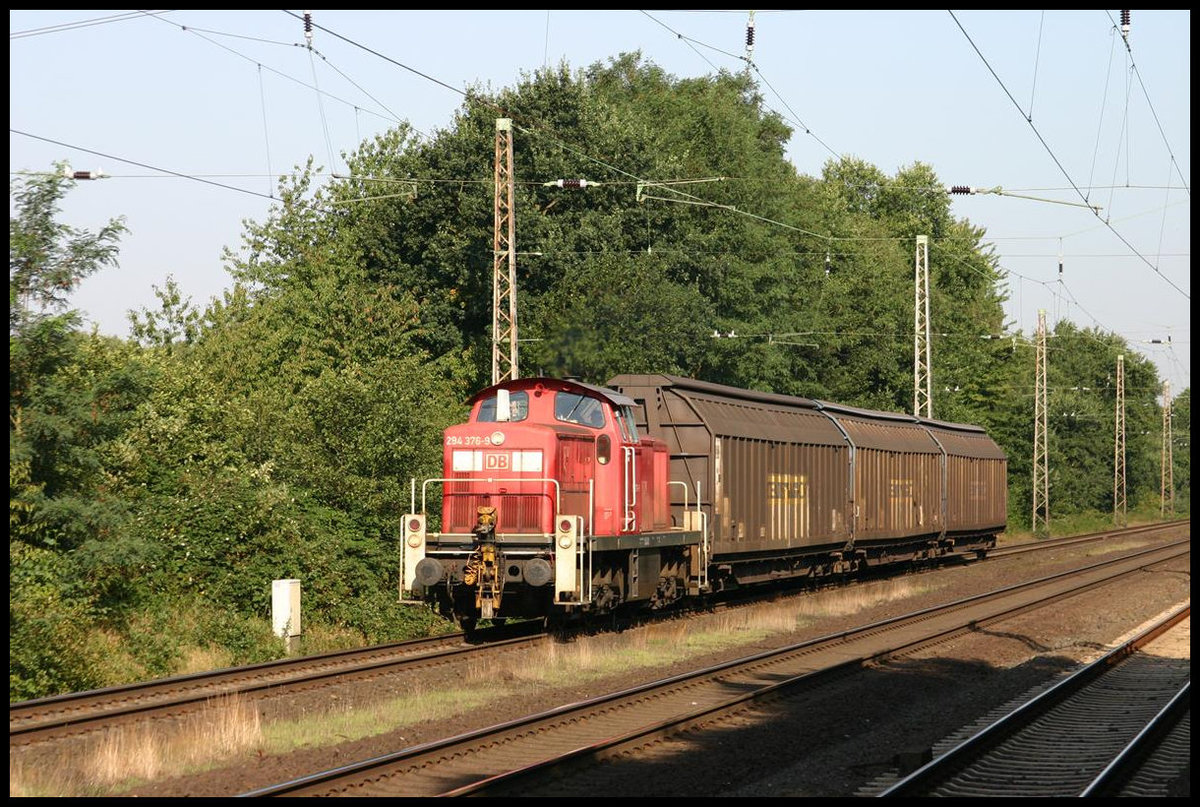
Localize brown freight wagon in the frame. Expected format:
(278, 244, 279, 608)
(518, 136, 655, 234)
(608, 374, 1007, 587)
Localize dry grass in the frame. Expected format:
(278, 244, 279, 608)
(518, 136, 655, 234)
(9, 695, 262, 797)
(10, 575, 936, 797)
(260, 683, 496, 754)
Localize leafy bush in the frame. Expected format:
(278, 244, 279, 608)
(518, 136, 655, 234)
(9, 543, 106, 700)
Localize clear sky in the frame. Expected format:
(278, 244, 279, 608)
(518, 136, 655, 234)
(10, 10, 1191, 401)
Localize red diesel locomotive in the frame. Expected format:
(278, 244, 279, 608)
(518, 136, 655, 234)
(401, 376, 706, 629)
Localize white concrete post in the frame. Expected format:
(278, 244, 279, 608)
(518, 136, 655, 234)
(272, 579, 301, 651)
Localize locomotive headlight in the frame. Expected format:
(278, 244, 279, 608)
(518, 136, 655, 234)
(406, 517, 424, 548)
(558, 534, 574, 549)
(490, 430, 505, 446)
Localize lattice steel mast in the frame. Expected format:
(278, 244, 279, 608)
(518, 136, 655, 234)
(1161, 380, 1173, 517)
(492, 119, 518, 385)
(1113, 354, 1126, 526)
(913, 235, 932, 419)
(1032, 310, 1049, 533)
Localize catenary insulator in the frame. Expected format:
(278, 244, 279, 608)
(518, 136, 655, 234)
(746, 22, 755, 47)
(949, 185, 973, 195)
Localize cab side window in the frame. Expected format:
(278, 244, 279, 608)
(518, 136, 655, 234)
(614, 405, 639, 443)
(623, 406, 640, 442)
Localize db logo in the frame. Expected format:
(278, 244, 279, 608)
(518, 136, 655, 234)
(484, 453, 510, 470)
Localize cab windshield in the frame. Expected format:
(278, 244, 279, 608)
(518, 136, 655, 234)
(476, 391, 529, 422)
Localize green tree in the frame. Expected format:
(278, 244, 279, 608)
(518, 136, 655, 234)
(304, 55, 814, 393)
(128, 275, 202, 351)
(9, 163, 126, 338)
(117, 164, 478, 639)
(523, 253, 711, 382)
(9, 164, 140, 558)
(9, 164, 160, 699)
(1168, 388, 1189, 512)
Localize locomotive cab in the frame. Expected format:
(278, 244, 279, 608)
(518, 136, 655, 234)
(401, 377, 704, 628)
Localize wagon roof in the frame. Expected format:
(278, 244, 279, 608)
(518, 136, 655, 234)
(610, 373, 990, 433)
(608, 373, 820, 409)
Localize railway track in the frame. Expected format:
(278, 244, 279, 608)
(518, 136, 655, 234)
(870, 605, 1190, 797)
(987, 519, 1187, 559)
(9, 623, 546, 746)
(9, 520, 1185, 749)
(238, 538, 1189, 797)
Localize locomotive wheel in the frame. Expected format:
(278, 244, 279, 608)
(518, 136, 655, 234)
(457, 616, 477, 635)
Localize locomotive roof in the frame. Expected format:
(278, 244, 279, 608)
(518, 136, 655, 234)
(468, 376, 636, 408)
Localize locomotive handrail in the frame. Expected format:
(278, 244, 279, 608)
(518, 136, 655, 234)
(623, 446, 638, 532)
(668, 480, 690, 513)
(585, 480, 594, 604)
(419, 477, 562, 520)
